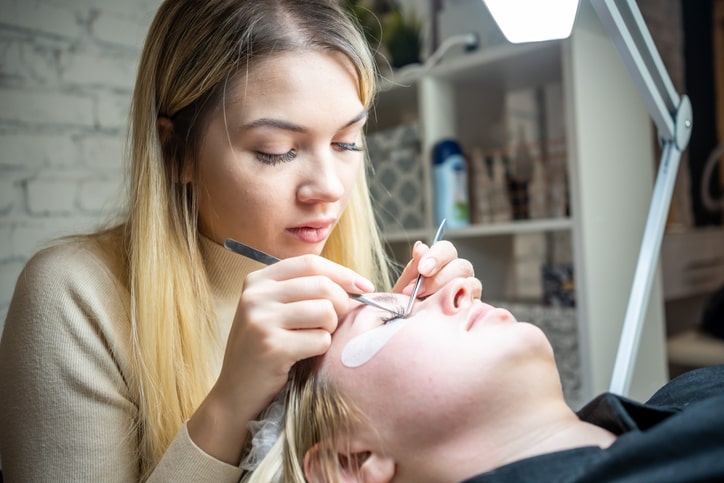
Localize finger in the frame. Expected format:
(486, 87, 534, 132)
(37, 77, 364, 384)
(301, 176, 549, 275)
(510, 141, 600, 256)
(392, 260, 415, 293)
(416, 240, 459, 277)
(393, 240, 462, 294)
(277, 328, 333, 361)
(391, 241, 427, 293)
(229, 327, 332, 390)
(416, 258, 476, 298)
(244, 274, 353, 319)
(410, 240, 428, 261)
(275, 299, 340, 333)
(229, 315, 334, 369)
(246, 254, 375, 294)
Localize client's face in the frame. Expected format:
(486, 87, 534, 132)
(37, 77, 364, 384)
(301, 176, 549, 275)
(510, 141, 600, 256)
(319, 277, 559, 460)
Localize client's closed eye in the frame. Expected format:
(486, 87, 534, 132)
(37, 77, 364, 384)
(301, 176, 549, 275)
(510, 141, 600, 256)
(364, 294, 405, 325)
(381, 308, 404, 325)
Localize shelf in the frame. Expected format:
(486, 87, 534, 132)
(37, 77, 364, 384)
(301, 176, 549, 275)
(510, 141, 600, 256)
(370, 0, 670, 400)
(378, 40, 562, 93)
(370, 41, 563, 135)
(383, 217, 572, 243)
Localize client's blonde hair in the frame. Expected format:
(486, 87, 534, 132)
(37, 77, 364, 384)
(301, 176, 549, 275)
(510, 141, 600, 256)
(245, 358, 361, 482)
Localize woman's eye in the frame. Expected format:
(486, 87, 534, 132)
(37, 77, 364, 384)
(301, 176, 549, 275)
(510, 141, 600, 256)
(334, 142, 364, 152)
(256, 149, 297, 166)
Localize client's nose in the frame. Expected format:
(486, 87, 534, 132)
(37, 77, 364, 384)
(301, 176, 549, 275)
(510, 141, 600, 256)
(427, 277, 481, 314)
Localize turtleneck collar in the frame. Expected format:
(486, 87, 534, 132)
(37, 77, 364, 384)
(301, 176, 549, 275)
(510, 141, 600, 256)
(199, 234, 266, 309)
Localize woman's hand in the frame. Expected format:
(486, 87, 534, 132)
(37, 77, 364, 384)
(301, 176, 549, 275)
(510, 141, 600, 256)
(224, 255, 372, 404)
(393, 240, 478, 300)
(188, 255, 373, 464)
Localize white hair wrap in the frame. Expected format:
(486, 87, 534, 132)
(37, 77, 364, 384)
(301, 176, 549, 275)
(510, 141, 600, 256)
(240, 387, 287, 472)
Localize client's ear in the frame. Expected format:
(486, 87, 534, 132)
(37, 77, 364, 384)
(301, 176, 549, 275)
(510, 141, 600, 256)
(303, 443, 395, 483)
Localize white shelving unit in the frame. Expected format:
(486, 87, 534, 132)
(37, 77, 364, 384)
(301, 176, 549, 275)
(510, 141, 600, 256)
(368, 2, 668, 404)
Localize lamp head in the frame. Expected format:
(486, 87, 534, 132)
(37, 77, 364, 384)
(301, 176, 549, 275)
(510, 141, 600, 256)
(483, 0, 580, 43)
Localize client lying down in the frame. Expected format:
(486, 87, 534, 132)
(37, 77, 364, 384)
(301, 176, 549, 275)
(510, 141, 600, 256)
(247, 276, 724, 482)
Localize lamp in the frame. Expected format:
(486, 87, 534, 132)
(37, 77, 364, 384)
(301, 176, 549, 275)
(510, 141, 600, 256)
(483, 0, 580, 43)
(483, 0, 693, 396)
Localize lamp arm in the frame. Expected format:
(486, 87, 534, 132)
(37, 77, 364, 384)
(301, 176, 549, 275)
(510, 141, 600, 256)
(589, 0, 693, 395)
(591, 0, 692, 147)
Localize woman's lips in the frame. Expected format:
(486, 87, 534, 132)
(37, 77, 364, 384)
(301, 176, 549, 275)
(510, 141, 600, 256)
(286, 221, 334, 243)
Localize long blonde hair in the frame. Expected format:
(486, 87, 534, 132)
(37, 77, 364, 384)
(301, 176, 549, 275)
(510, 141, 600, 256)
(121, 0, 391, 477)
(245, 358, 362, 483)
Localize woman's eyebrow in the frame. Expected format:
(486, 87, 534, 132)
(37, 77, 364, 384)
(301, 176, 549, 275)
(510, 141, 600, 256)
(239, 118, 307, 133)
(239, 108, 368, 133)
(345, 108, 368, 127)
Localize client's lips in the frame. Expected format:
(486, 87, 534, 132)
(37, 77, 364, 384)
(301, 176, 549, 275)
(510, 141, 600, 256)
(466, 302, 495, 331)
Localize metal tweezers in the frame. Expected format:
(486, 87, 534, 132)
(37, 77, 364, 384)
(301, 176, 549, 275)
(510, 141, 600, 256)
(402, 218, 447, 318)
(223, 238, 403, 317)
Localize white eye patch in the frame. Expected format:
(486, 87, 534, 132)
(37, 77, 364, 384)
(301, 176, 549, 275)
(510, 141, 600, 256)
(341, 311, 424, 368)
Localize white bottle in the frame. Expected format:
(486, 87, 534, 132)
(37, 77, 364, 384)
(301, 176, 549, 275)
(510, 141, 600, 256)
(432, 139, 470, 229)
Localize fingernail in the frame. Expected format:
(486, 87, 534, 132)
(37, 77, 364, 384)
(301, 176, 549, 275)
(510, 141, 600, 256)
(413, 240, 422, 249)
(355, 277, 375, 293)
(418, 257, 436, 275)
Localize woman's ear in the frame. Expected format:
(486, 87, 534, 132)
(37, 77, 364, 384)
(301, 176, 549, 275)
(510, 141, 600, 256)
(303, 443, 395, 483)
(157, 116, 174, 146)
(157, 116, 192, 183)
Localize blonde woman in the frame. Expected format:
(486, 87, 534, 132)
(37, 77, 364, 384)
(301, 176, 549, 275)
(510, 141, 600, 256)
(0, 1, 473, 481)
(277, 277, 724, 482)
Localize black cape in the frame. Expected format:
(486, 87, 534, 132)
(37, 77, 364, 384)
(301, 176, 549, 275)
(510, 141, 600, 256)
(463, 365, 724, 482)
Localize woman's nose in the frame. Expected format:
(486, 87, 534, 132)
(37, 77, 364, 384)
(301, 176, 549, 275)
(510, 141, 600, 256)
(425, 277, 481, 314)
(296, 154, 346, 203)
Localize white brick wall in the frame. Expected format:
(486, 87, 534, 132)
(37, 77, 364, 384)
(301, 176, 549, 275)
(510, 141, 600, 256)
(0, 0, 162, 328)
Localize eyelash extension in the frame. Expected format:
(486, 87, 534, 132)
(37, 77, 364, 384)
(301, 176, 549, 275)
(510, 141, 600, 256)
(256, 149, 297, 166)
(382, 306, 405, 324)
(335, 142, 364, 152)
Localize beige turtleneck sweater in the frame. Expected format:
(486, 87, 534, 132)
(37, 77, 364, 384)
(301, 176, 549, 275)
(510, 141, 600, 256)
(0, 232, 263, 482)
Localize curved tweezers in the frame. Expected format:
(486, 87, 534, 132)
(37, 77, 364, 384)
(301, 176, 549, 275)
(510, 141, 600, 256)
(402, 218, 447, 318)
(223, 238, 403, 317)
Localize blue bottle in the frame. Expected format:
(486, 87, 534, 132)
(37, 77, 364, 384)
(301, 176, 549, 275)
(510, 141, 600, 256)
(432, 139, 470, 228)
